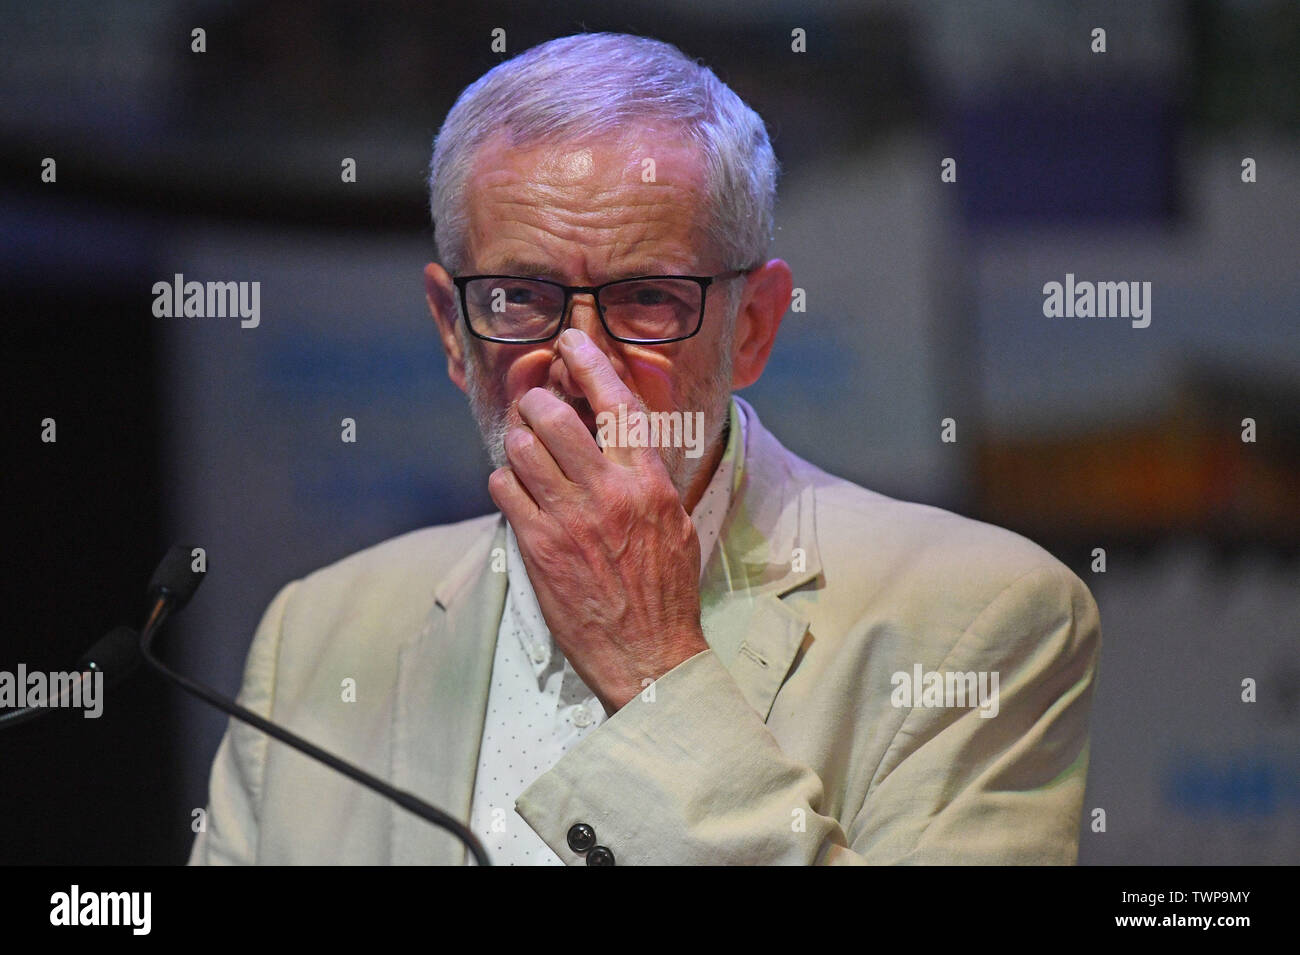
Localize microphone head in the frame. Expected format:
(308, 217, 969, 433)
(76, 626, 143, 688)
(147, 545, 205, 611)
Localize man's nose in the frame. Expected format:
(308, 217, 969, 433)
(563, 292, 607, 342)
(552, 294, 618, 396)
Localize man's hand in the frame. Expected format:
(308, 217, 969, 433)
(486, 328, 709, 714)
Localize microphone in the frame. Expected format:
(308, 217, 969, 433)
(148, 545, 204, 611)
(78, 625, 145, 687)
(0, 625, 143, 730)
(138, 545, 491, 866)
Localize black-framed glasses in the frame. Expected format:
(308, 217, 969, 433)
(452, 269, 753, 345)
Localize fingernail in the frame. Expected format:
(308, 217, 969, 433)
(560, 328, 585, 348)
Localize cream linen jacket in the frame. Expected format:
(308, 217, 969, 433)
(189, 395, 1101, 865)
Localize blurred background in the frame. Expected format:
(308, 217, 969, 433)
(2, 0, 1296, 864)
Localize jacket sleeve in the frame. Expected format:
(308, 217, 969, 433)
(514, 563, 1101, 864)
(187, 580, 298, 865)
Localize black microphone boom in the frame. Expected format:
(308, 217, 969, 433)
(139, 545, 491, 866)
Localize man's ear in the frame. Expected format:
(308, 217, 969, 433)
(424, 262, 468, 393)
(730, 259, 793, 390)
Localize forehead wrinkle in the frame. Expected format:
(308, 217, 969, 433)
(478, 187, 706, 248)
(476, 178, 703, 224)
(471, 142, 705, 200)
(465, 144, 713, 277)
(472, 189, 699, 250)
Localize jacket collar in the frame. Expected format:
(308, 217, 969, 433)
(699, 395, 822, 719)
(708, 394, 823, 598)
(389, 518, 506, 865)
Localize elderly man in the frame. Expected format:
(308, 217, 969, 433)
(190, 32, 1100, 866)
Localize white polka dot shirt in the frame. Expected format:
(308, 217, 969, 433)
(467, 399, 747, 864)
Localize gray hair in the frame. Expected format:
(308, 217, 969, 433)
(427, 31, 780, 294)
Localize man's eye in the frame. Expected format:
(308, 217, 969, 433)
(607, 284, 682, 308)
(633, 289, 671, 306)
(502, 286, 537, 304)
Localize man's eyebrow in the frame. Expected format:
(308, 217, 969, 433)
(482, 258, 558, 278)
(480, 257, 692, 280)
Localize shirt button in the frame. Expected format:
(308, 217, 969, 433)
(571, 704, 593, 728)
(530, 648, 546, 665)
(586, 845, 615, 866)
(567, 823, 596, 853)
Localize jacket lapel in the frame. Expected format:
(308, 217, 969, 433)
(701, 397, 823, 721)
(389, 518, 506, 865)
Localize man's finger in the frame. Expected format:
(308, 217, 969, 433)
(555, 328, 647, 464)
(517, 387, 606, 484)
(502, 423, 572, 510)
(556, 328, 642, 414)
(487, 465, 543, 533)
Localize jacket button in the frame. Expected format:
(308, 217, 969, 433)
(567, 823, 596, 853)
(586, 845, 615, 866)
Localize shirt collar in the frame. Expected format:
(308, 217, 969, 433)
(691, 396, 746, 581)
